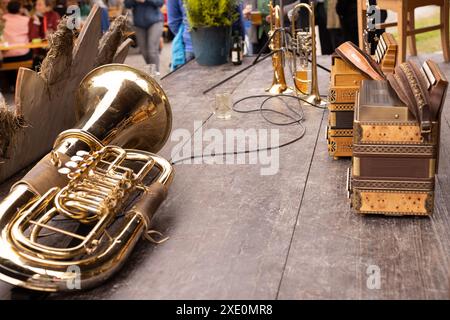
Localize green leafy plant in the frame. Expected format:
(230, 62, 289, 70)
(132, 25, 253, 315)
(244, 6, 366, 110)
(184, 0, 240, 28)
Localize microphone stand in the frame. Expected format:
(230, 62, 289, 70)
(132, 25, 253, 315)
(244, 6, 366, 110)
(202, 0, 330, 95)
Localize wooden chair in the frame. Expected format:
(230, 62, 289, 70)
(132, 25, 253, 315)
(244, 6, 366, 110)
(357, 0, 450, 63)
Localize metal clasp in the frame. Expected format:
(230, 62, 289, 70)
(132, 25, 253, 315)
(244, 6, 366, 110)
(421, 121, 432, 134)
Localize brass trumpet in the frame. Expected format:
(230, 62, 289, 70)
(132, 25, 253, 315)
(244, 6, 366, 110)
(0, 64, 174, 292)
(290, 2, 326, 107)
(267, 0, 289, 94)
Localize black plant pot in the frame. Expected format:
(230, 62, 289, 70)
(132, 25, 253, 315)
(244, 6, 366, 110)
(191, 26, 232, 66)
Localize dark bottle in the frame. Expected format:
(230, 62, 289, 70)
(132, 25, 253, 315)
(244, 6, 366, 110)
(231, 35, 243, 65)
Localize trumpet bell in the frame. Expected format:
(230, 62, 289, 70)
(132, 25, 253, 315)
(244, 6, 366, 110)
(289, 2, 327, 107)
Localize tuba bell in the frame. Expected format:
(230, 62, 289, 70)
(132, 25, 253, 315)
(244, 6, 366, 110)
(0, 64, 174, 292)
(266, 0, 289, 94)
(290, 1, 327, 107)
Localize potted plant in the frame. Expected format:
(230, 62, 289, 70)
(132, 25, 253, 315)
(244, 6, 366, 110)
(184, 0, 238, 66)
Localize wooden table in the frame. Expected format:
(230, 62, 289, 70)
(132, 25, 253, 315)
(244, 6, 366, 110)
(0, 41, 49, 52)
(1, 54, 450, 299)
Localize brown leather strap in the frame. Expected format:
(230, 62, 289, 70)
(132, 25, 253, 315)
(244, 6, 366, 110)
(423, 60, 449, 120)
(387, 61, 433, 141)
(402, 62, 432, 140)
(132, 182, 168, 223)
(409, 62, 432, 138)
(387, 72, 412, 114)
(335, 41, 385, 81)
(13, 152, 71, 196)
(388, 65, 420, 120)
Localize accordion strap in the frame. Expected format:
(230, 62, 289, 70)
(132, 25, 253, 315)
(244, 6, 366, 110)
(335, 41, 385, 81)
(388, 61, 432, 141)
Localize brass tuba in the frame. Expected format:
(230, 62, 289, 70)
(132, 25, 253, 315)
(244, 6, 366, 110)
(0, 64, 174, 292)
(290, 2, 326, 107)
(266, 0, 289, 94)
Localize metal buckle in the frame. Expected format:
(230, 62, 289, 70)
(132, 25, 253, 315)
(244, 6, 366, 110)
(421, 121, 432, 134)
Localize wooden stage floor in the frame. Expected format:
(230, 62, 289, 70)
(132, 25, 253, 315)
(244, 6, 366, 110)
(1, 54, 450, 300)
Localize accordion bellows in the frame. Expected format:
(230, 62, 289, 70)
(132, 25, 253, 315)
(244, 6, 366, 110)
(327, 33, 398, 159)
(327, 56, 366, 158)
(350, 60, 448, 216)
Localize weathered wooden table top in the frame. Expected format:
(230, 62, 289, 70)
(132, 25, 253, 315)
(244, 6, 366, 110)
(1, 54, 450, 300)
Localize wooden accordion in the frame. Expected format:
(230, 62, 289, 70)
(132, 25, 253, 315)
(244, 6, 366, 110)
(349, 60, 448, 216)
(327, 55, 366, 159)
(327, 33, 398, 159)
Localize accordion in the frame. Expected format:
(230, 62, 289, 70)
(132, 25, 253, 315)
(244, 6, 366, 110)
(327, 33, 398, 159)
(327, 55, 367, 159)
(349, 60, 448, 216)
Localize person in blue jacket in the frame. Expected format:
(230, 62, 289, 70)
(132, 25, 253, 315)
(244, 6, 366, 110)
(167, 0, 194, 70)
(125, 0, 164, 71)
(91, 0, 111, 33)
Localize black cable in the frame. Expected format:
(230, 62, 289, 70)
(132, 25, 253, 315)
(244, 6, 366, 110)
(36, 96, 327, 237)
(170, 93, 326, 166)
(202, 51, 275, 95)
(202, 27, 282, 95)
(202, 26, 332, 94)
(160, 58, 194, 81)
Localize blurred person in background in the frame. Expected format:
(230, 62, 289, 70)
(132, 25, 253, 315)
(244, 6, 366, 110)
(233, 1, 246, 39)
(242, 1, 253, 54)
(336, 0, 358, 46)
(91, 0, 110, 33)
(125, 0, 164, 71)
(54, 0, 67, 17)
(2, 0, 31, 62)
(326, 0, 344, 50)
(1, 0, 32, 92)
(22, 0, 33, 12)
(29, 0, 61, 40)
(167, 0, 193, 69)
(283, 0, 333, 54)
(79, 1, 91, 17)
(335, 0, 388, 51)
(65, 0, 91, 19)
(29, 0, 60, 69)
(0, 0, 10, 15)
(242, 0, 271, 55)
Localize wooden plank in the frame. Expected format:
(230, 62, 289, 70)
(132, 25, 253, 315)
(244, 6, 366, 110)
(0, 58, 272, 299)
(49, 58, 326, 299)
(1, 54, 449, 300)
(158, 58, 266, 159)
(72, 5, 102, 67)
(278, 117, 450, 299)
(278, 56, 450, 299)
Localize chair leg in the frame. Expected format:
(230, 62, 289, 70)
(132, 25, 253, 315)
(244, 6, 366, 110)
(407, 10, 417, 56)
(398, 8, 408, 63)
(440, 2, 450, 62)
